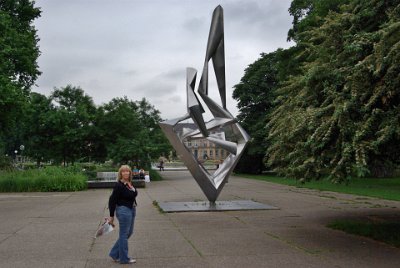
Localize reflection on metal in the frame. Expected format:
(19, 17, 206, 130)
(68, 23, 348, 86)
(159, 6, 250, 203)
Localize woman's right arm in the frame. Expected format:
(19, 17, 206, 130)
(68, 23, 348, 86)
(108, 183, 119, 217)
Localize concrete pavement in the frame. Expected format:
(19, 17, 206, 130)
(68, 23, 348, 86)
(0, 170, 399, 267)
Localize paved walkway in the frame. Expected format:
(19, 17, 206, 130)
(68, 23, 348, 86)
(0, 170, 399, 267)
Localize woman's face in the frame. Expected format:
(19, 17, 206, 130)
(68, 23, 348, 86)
(121, 169, 130, 181)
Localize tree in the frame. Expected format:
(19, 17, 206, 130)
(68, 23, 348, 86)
(287, 0, 350, 42)
(97, 97, 171, 167)
(96, 96, 141, 165)
(232, 52, 279, 173)
(267, 0, 400, 181)
(136, 98, 172, 164)
(232, 45, 304, 174)
(0, 0, 41, 154)
(49, 85, 97, 165)
(23, 92, 55, 165)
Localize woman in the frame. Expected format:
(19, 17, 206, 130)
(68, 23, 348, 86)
(108, 165, 138, 264)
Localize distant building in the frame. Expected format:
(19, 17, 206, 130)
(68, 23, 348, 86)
(174, 123, 228, 161)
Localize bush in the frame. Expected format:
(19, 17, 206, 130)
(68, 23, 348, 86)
(0, 166, 87, 192)
(149, 169, 162, 181)
(0, 155, 14, 171)
(68, 163, 118, 180)
(234, 152, 265, 174)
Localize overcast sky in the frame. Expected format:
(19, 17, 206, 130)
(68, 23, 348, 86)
(33, 0, 294, 120)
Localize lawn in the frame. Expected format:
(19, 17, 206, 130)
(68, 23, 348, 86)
(328, 219, 400, 248)
(236, 174, 400, 201)
(237, 173, 400, 248)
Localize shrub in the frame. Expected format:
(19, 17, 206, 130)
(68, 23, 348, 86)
(0, 166, 87, 192)
(149, 169, 162, 181)
(0, 155, 14, 171)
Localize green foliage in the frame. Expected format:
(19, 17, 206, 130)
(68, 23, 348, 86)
(49, 85, 97, 165)
(0, 0, 41, 88)
(0, 166, 87, 192)
(3, 82, 171, 169)
(328, 219, 400, 248)
(22, 92, 56, 165)
(0, 0, 41, 156)
(0, 155, 13, 170)
(239, 173, 400, 201)
(287, 0, 350, 41)
(76, 162, 118, 179)
(232, 45, 306, 174)
(149, 169, 162, 181)
(97, 96, 171, 167)
(266, 0, 400, 181)
(232, 51, 279, 173)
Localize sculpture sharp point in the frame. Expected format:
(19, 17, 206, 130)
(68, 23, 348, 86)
(159, 5, 250, 203)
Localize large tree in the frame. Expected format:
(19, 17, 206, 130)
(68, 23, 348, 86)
(96, 97, 171, 167)
(22, 92, 55, 165)
(232, 45, 303, 174)
(267, 0, 400, 181)
(0, 0, 41, 154)
(287, 0, 350, 42)
(49, 85, 97, 165)
(136, 98, 172, 163)
(232, 52, 279, 173)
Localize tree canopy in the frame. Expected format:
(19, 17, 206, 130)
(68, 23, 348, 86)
(0, 1, 172, 168)
(17, 88, 172, 167)
(0, 0, 41, 154)
(234, 0, 400, 181)
(232, 51, 279, 173)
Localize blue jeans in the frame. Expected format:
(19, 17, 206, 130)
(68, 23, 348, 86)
(109, 205, 136, 264)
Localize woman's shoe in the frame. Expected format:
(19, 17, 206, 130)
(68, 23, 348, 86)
(129, 258, 136, 263)
(110, 257, 119, 263)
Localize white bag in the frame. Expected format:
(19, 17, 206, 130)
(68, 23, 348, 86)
(145, 175, 150, 182)
(95, 219, 114, 238)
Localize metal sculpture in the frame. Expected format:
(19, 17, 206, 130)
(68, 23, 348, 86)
(159, 5, 250, 203)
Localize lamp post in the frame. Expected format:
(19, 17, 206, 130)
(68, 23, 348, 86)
(19, 145, 25, 169)
(14, 150, 18, 166)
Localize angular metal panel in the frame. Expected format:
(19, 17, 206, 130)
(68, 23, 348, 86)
(159, 6, 250, 203)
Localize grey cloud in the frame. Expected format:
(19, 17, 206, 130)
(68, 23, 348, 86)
(33, 0, 293, 120)
(130, 79, 179, 100)
(183, 17, 206, 33)
(167, 95, 182, 103)
(161, 68, 186, 80)
(224, 0, 293, 48)
(123, 70, 137, 76)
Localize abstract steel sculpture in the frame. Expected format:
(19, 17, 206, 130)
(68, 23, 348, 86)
(159, 5, 250, 203)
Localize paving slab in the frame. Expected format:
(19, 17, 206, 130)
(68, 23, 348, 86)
(0, 170, 399, 268)
(158, 200, 278, 212)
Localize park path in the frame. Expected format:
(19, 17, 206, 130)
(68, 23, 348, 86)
(0, 170, 399, 267)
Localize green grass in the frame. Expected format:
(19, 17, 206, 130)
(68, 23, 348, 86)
(164, 160, 216, 168)
(236, 174, 400, 201)
(328, 219, 400, 248)
(0, 166, 87, 192)
(152, 200, 165, 213)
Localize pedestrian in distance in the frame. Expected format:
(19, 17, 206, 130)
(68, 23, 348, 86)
(159, 159, 164, 171)
(108, 165, 138, 264)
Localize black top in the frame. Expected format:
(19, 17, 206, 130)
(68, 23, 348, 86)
(109, 181, 138, 217)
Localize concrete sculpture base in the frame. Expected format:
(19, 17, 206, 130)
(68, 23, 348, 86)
(157, 200, 279, 213)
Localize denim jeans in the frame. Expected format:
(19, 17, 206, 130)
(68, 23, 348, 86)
(109, 205, 136, 264)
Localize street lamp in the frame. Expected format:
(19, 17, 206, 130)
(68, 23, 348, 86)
(19, 145, 25, 169)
